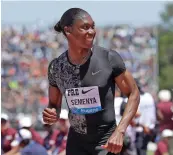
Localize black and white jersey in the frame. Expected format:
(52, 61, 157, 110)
(48, 45, 126, 136)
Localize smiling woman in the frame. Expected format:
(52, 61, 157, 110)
(54, 8, 95, 49)
(53, 8, 96, 66)
(42, 8, 140, 155)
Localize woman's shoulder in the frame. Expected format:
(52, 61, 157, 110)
(48, 52, 67, 75)
(93, 45, 110, 53)
(93, 45, 119, 59)
(49, 52, 67, 67)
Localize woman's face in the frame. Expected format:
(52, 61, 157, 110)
(67, 14, 96, 49)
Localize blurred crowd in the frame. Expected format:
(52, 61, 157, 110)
(1, 24, 173, 155)
(1, 109, 69, 155)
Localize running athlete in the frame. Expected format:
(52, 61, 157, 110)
(42, 8, 140, 155)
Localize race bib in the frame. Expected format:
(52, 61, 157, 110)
(65, 86, 102, 114)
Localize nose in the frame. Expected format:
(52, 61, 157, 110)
(88, 28, 96, 36)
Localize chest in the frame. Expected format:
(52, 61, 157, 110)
(56, 56, 112, 92)
(80, 58, 112, 87)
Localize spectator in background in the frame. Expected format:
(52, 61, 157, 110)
(43, 109, 69, 155)
(155, 129, 173, 155)
(1, 113, 17, 153)
(8, 129, 47, 155)
(5, 116, 44, 155)
(134, 79, 156, 155)
(157, 90, 173, 132)
(43, 124, 60, 155)
(55, 109, 69, 155)
(118, 95, 138, 155)
(114, 90, 125, 124)
(18, 116, 44, 145)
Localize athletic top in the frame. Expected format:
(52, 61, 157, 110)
(48, 45, 126, 137)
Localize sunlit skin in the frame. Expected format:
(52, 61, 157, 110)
(64, 14, 96, 64)
(66, 14, 96, 48)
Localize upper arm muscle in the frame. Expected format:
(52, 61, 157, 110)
(115, 70, 138, 97)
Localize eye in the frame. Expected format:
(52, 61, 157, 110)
(82, 25, 90, 30)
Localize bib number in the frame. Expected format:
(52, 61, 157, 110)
(65, 86, 102, 114)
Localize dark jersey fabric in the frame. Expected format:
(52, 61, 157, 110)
(48, 45, 126, 138)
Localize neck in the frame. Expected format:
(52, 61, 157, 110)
(68, 43, 91, 63)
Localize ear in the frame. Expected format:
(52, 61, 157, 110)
(64, 26, 72, 36)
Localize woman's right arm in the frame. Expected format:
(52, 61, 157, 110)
(48, 86, 62, 114)
(42, 85, 62, 125)
(42, 59, 63, 125)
